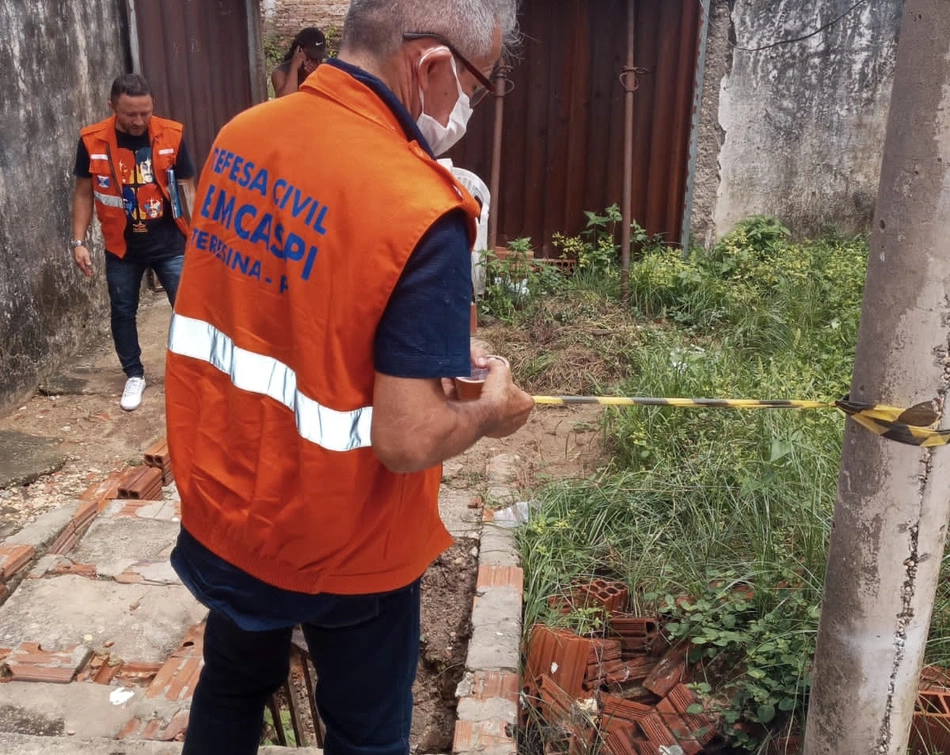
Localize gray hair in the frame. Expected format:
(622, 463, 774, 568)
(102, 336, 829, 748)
(342, 0, 519, 60)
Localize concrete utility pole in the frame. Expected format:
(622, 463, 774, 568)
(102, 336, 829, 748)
(804, 3, 950, 753)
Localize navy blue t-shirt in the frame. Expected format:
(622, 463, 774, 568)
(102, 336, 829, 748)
(171, 58, 474, 630)
(74, 130, 195, 261)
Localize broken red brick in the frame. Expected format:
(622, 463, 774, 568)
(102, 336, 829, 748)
(49, 561, 98, 578)
(126, 710, 191, 742)
(913, 690, 950, 755)
(76, 653, 121, 684)
(611, 616, 661, 657)
(921, 666, 950, 690)
(470, 670, 520, 702)
(564, 721, 596, 755)
(144, 438, 170, 468)
(639, 711, 678, 750)
(600, 694, 652, 725)
(145, 623, 205, 701)
(601, 725, 639, 755)
(575, 579, 629, 615)
(48, 523, 78, 556)
(606, 656, 661, 689)
(157, 709, 190, 741)
(547, 592, 575, 616)
(72, 499, 98, 530)
(118, 718, 145, 739)
(918, 688, 950, 715)
(467, 495, 483, 509)
(117, 466, 164, 500)
(4, 642, 91, 684)
(114, 661, 164, 685)
(476, 564, 524, 592)
(536, 673, 579, 724)
(525, 626, 592, 700)
(142, 719, 163, 739)
(79, 469, 125, 503)
(0, 544, 35, 582)
(114, 500, 154, 518)
(655, 697, 703, 755)
(630, 738, 662, 755)
(643, 644, 690, 697)
(146, 656, 202, 701)
(667, 683, 718, 745)
(452, 719, 516, 753)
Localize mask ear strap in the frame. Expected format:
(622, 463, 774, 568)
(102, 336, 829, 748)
(419, 45, 450, 65)
(447, 57, 465, 97)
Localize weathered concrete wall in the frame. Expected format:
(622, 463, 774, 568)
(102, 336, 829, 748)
(0, 1, 128, 412)
(689, 0, 732, 248)
(692, 0, 903, 240)
(261, 0, 348, 50)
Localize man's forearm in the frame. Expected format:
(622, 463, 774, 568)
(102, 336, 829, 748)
(180, 179, 196, 223)
(71, 181, 94, 240)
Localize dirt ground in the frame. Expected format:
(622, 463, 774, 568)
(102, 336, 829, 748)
(0, 297, 608, 751)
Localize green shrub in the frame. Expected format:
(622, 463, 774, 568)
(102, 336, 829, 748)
(479, 238, 565, 322)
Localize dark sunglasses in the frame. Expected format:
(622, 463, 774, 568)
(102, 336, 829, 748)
(403, 32, 495, 107)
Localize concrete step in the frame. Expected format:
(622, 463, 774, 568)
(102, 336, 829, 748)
(0, 732, 321, 754)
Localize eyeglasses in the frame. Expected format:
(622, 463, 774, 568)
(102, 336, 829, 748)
(403, 32, 495, 107)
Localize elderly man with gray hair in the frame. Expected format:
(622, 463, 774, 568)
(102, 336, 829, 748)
(167, 1, 529, 754)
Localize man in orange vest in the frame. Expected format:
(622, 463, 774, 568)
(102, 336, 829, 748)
(165, 1, 530, 753)
(71, 74, 195, 411)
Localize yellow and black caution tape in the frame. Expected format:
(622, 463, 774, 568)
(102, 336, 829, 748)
(532, 395, 950, 448)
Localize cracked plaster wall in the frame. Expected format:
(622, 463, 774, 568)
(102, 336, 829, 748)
(0, 1, 127, 412)
(692, 0, 903, 242)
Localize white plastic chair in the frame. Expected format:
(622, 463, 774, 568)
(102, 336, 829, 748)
(439, 161, 491, 298)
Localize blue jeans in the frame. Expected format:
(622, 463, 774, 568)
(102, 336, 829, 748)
(105, 252, 183, 378)
(181, 580, 420, 755)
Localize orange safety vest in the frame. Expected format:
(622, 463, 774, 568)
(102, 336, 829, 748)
(165, 64, 479, 595)
(81, 114, 189, 258)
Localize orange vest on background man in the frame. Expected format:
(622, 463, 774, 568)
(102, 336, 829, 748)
(166, 65, 479, 596)
(81, 114, 189, 257)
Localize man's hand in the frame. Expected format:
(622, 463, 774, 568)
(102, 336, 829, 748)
(72, 244, 94, 278)
(478, 357, 534, 439)
(373, 353, 535, 473)
(292, 45, 308, 75)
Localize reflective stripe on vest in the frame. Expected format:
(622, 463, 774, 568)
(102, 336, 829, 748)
(94, 191, 125, 209)
(168, 314, 374, 452)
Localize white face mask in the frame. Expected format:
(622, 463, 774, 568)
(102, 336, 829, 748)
(416, 51, 473, 156)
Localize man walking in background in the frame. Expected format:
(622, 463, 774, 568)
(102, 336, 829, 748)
(71, 74, 195, 411)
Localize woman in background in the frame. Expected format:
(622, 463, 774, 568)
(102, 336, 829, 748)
(271, 27, 326, 97)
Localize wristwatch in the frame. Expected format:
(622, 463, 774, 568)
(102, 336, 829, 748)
(69, 239, 86, 249)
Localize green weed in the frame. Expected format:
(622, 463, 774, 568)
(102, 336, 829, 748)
(516, 219, 872, 752)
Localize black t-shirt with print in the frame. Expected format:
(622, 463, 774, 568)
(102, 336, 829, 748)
(74, 130, 196, 261)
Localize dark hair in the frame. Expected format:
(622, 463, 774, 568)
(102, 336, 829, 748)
(110, 73, 152, 103)
(282, 27, 326, 62)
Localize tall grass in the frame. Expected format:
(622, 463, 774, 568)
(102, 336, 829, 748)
(515, 218, 873, 749)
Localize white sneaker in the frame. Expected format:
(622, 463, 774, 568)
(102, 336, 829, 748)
(120, 376, 146, 411)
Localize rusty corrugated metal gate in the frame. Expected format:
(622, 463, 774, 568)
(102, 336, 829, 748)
(130, 0, 264, 173)
(449, 0, 702, 254)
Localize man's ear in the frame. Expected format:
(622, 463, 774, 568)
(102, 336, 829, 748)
(416, 47, 452, 94)
(108, 99, 116, 115)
